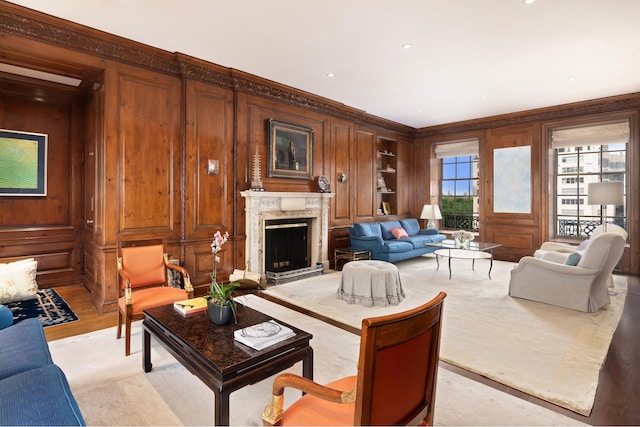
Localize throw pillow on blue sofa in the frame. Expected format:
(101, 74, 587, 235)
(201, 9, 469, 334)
(352, 222, 382, 237)
(399, 219, 421, 235)
(380, 221, 403, 240)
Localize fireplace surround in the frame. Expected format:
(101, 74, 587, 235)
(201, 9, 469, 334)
(240, 191, 334, 283)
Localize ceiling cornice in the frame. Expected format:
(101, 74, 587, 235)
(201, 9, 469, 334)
(416, 92, 640, 139)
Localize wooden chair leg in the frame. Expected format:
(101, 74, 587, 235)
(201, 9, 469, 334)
(125, 316, 132, 356)
(116, 309, 123, 339)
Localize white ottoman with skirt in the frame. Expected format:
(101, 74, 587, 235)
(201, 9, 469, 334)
(337, 260, 404, 307)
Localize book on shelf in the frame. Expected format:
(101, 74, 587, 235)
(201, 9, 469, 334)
(233, 320, 295, 350)
(173, 297, 208, 316)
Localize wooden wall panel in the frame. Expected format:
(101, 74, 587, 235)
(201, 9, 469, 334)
(395, 136, 413, 217)
(355, 129, 375, 220)
(331, 118, 353, 225)
(183, 80, 234, 288)
(116, 70, 181, 235)
(482, 124, 541, 262)
(184, 80, 234, 238)
(241, 97, 329, 194)
(0, 96, 72, 226)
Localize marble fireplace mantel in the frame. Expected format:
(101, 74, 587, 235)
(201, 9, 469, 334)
(240, 191, 335, 277)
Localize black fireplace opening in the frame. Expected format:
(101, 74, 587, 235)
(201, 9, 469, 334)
(265, 218, 311, 273)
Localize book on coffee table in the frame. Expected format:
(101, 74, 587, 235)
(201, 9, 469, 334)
(234, 320, 295, 350)
(173, 297, 208, 316)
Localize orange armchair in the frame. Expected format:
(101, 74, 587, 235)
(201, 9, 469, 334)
(262, 292, 446, 426)
(116, 238, 193, 356)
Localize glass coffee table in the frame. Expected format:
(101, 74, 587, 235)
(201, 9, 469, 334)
(427, 240, 502, 279)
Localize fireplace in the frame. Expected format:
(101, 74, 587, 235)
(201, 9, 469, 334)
(265, 218, 311, 273)
(240, 191, 335, 284)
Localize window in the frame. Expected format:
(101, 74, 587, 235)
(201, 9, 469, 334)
(436, 139, 480, 231)
(551, 121, 628, 238)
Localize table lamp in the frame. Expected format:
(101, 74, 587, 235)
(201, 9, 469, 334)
(420, 204, 442, 229)
(587, 182, 623, 232)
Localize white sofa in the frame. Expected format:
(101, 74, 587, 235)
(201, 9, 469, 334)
(509, 232, 626, 312)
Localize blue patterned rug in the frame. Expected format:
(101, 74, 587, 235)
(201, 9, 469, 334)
(6, 288, 78, 327)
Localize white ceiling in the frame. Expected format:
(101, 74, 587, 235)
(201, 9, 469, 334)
(8, 0, 640, 128)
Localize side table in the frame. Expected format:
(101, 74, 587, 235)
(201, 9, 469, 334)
(334, 247, 371, 271)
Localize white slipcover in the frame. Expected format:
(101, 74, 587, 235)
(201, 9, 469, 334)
(509, 232, 626, 312)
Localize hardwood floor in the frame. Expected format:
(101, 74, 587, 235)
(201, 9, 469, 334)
(46, 275, 640, 425)
(44, 285, 116, 342)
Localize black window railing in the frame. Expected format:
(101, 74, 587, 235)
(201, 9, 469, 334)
(442, 214, 479, 231)
(557, 219, 626, 238)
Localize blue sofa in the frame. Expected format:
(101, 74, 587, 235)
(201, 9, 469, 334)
(349, 218, 446, 262)
(0, 306, 85, 426)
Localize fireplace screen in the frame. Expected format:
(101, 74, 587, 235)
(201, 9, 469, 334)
(265, 219, 311, 273)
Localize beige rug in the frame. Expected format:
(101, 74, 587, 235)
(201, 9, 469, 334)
(262, 256, 628, 416)
(48, 295, 586, 426)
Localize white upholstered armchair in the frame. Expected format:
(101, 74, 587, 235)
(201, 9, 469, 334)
(509, 232, 626, 312)
(533, 223, 628, 264)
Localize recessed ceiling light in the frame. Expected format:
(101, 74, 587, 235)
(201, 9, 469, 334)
(402, 44, 412, 49)
(569, 76, 578, 81)
(523, 0, 535, 4)
(326, 73, 334, 78)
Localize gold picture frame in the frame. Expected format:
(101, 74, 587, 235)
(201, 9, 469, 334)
(267, 119, 313, 180)
(382, 201, 391, 215)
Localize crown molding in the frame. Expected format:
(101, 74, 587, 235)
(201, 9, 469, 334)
(417, 92, 640, 138)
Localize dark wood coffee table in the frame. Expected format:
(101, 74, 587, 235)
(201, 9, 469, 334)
(143, 303, 313, 426)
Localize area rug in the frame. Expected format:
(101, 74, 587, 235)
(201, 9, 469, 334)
(6, 288, 78, 327)
(48, 295, 585, 426)
(261, 256, 628, 416)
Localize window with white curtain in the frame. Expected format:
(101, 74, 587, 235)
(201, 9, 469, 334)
(551, 121, 628, 238)
(436, 138, 480, 231)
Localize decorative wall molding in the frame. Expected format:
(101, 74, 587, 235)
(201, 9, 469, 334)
(0, 8, 179, 76)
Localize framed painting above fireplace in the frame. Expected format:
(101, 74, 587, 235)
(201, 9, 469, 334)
(267, 119, 313, 180)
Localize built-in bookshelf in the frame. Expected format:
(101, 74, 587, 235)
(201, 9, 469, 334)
(376, 136, 397, 217)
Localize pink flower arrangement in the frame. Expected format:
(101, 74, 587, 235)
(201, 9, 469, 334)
(211, 230, 230, 272)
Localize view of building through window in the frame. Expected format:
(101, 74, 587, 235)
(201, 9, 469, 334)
(552, 121, 628, 238)
(441, 155, 480, 231)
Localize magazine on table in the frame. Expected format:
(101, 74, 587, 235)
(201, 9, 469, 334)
(173, 297, 208, 316)
(234, 320, 295, 350)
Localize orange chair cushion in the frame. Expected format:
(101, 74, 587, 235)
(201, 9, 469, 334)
(280, 376, 356, 426)
(118, 287, 188, 315)
(120, 245, 166, 288)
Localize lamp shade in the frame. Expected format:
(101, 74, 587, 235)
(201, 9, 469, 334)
(420, 204, 442, 220)
(588, 182, 624, 205)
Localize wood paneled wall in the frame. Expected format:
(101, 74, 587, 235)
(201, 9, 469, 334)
(1, 1, 638, 316)
(417, 104, 639, 274)
(0, 93, 84, 287)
